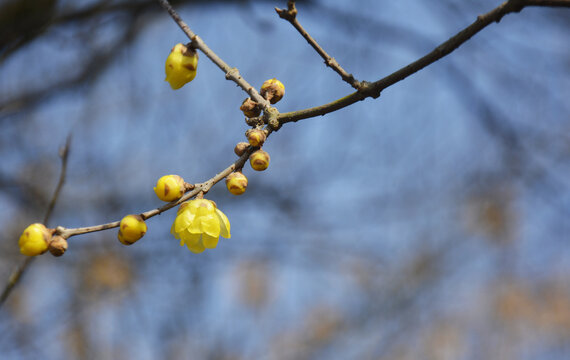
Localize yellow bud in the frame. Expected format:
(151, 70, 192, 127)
(246, 129, 266, 147)
(48, 235, 68, 257)
(234, 142, 250, 157)
(260, 78, 285, 104)
(250, 149, 270, 171)
(19, 223, 51, 256)
(226, 172, 248, 195)
(240, 98, 261, 118)
(165, 43, 198, 90)
(154, 175, 185, 202)
(118, 215, 147, 245)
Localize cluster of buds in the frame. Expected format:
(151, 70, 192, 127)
(240, 78, 285, 118)
(17, 67, 285, 256)
(226, 128, 270, 196)
(18, 223, 68, 257)
(246, 129, 270, 172)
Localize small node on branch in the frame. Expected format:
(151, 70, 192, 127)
(357, 81, 381, 99)
(275, 1, 297, 21)
(268, 117, 281, 131)
(225, 67, 240, 80)
(48, 236, 68, 257)
(262, 107, 281, 130)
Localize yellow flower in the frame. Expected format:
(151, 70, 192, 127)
(249, 149, 270, 171)
(165, 43, 198, 90)
(171, 199, 231, 253)
(154, 174, 185, 202)
(19, 223, 51, 256)
(118, 214, 147, 245)
(226, 172, 248, 195)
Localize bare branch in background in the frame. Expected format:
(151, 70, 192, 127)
(0, 135, 71, 308)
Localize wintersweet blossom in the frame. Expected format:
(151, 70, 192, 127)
(19, 223, 50, 256)
(164, 43, 198, 89)
(171, 199, 231, 253)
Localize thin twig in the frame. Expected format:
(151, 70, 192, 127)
(43, 135, 71, 224)
(0, 135, 72, 308)
(157, 0, 271, 110)
(275, 1, 361, 90)
(276, 0, 570, 126)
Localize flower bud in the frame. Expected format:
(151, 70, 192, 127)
(19, 223, 51, 256)
(234, 142, 250, 157)
(260, 78, 285, 104)
(226, 172, 248, 195)
(240, 98, 261, 118)
(118, 215, 147, 245)
(165, 43, 199, 90)
(246, 129, 266, 147)
(154, 175, 186, 202)
(48, 236, 68, 257)
(249, 149, 270, 171)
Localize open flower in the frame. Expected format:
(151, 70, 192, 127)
(171, 199, 231, 253)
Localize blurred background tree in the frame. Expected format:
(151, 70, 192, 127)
(1, 0, 569, 359)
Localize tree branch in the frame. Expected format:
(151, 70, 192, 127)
(275, 0, 361, 89)
(53, 147, 255, 239)
(0, 135, 71, 308)
(276, 0, 570, 125)
(157, 0, 272, 110)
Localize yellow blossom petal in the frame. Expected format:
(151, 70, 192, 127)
(216, 209, 231, 238)
(199, 214, 220, 237)
(187, 240, 206, 253)
(174, 209, 195, 233)
(196, 200, 215, 217)
(181, 230, 201, 246)
(202, 233, 219, 249)
(171, 222, 180, 239)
